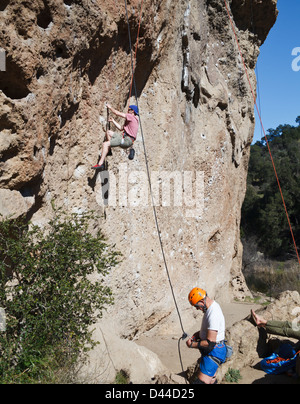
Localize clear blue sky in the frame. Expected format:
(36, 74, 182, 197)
(253, 0, 300, 143)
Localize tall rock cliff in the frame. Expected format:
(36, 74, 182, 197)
(0, 0, 278, 380)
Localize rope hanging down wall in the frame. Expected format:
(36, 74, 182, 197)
(123, 0, 187, 335)
(123, 0, 189, 381)
(223, 0, 300, 265)
(123, 0, 188, 338)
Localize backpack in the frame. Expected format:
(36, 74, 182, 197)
(260, 344, 300, 375)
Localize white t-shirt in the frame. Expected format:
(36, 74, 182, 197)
(200, 301, 225, 343)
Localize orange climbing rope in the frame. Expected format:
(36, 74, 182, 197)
(223, 0, 300, 265)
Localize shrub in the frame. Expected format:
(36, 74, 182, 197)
(225, 368, 242, 383)
(0, 209, 120, 383)
(114, 369, 130, 384)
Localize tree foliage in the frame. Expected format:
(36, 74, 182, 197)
(241, 116, 300, 258)
(0, 209, 120, 383)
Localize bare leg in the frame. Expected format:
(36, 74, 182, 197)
(105, 130, 113, 141)
(92, 131, 114, 169)
(98, 140, 111, 166)
(251, 310, 267, 328)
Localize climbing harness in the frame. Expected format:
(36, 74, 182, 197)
(123, 0, 189, 381)
(223, 0, 300, 265)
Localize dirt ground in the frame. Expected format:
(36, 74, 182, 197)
(136, 301, 300, 385)
(238, 364, 299, 384)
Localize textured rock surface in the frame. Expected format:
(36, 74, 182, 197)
(0, 0, 278, 382)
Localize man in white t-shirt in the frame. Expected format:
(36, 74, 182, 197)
(186, 287, 227, 384)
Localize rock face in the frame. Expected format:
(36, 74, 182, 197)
(0, 0, 278, 382)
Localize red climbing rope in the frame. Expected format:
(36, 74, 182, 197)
(223, 0, 300, 265)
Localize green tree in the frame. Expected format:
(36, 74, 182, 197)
(0, 209, 120, 383)
(242, 116, 300, 258)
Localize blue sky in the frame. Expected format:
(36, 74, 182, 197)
(253, 0, 300, 143)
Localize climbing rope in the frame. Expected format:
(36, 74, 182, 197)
(128, 0, 144, 101)
(223, 0, 300, 265)
(123, 0, 188, 340)
(124, 1, 190, 382)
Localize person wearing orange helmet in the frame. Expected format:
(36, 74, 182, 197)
(187, 287, 227, 384)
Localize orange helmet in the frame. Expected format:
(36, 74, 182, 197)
(188, 287, 207, 306)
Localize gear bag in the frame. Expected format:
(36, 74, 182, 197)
(260, 344, 300, 375)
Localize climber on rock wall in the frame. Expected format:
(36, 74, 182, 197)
(187, 287, 227, 384)
(92, 103, 139, 170)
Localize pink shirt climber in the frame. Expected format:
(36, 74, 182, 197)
(124, 113, 139, 139)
